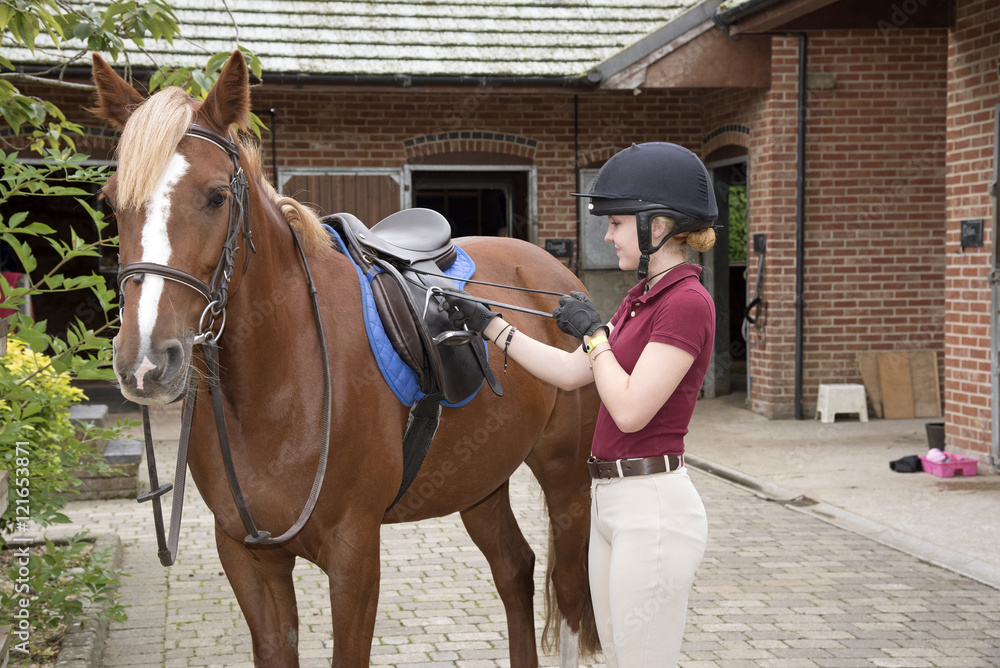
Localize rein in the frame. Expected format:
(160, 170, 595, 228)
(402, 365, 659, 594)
(402, 264, 564, 319)
(128, 124, 332, 565)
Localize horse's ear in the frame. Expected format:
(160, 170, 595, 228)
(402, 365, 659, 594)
(90, 53, 146, 130)
(199, 50, 251, 133)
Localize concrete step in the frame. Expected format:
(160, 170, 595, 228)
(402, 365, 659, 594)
(70, 426, 143, 501)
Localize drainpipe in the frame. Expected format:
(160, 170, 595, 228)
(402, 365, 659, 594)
(794, 33, 808, 420)
(269, 108, 278, 187)
(574, 94, 581, 276)
(990, 103, 999, 469)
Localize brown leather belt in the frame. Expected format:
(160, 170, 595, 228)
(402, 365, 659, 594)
(588, 454, 683, 479)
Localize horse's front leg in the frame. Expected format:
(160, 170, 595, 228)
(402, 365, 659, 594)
(461, 481, 539, 668)
(322, 518, 383, 666)
(215, 527, 300, 667)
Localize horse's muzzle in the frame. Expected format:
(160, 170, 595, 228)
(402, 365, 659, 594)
(114, 336, 190, 404)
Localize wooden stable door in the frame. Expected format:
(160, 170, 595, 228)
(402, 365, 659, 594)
(282, 173, 401, 227)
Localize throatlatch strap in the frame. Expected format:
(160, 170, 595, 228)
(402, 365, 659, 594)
(387, 396, 442, 511)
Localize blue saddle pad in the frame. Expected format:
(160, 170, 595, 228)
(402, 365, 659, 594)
(323, 224, 480, 407)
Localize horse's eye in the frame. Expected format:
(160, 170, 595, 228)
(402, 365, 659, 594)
(100, 191, 116, 213)
(208, 190, 227, 209)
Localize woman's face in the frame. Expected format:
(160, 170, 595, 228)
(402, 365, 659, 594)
(605, 214, 639, 271)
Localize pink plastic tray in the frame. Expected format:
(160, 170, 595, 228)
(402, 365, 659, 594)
(919, 455, 978, 478)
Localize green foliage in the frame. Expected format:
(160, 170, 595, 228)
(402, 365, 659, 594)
(0, 534, 128, 662)
(0, 147, 119, 378)
(0, 0, 178, 57)
(0, 0, 178, 151)
(1, 0, 265, 142)
(0, 339, 128, 538)
(728, 185, 748, 264)
(0, 336, 130, 662)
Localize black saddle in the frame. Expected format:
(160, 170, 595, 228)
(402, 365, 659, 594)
(356, 208, 458, 268)
(324, 209, 501, 405)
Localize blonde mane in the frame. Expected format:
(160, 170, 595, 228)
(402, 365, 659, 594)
(241, 137, 332, 255)
(116, 87, 195, 211)
(116, 87, 330, 254)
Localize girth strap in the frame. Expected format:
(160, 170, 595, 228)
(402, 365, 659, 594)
(470, 335, 503, 397)
(387, 395, 442, 511)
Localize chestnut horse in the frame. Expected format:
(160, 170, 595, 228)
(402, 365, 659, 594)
(91, 51, 600, 666)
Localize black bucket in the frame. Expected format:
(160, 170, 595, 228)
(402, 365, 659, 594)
(925, 422, 945, 450)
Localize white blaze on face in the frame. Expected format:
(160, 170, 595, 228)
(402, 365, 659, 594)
(133, 355, 157, 390)
(133, 152, 189, 387)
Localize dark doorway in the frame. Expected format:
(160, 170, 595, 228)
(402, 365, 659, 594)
(0, 179, 116, 339)
(412, 171, 529, 241)
(708, 156, 749, 397)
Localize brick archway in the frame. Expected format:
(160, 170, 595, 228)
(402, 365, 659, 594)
(703, 124, 751, 160)
(576, 146, 620, 168)
(403, 131, 538, 161)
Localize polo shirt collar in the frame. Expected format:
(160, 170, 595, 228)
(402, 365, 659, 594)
(629, 264, 703, 304)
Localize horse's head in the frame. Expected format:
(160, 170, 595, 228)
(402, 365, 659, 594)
(91, 51, 252, 404)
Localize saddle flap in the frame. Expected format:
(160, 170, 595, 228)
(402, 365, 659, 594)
(370, 273, 424, 377)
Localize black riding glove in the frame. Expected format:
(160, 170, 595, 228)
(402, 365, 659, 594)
(445, 291, 500, 338)
(553, 291, 604, 341)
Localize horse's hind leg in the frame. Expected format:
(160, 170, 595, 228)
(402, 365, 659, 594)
(461, 481, 539, 668)
(216, 527, 300, 667)
(525, 403, 600, 665)
(526, 462, 595, 666)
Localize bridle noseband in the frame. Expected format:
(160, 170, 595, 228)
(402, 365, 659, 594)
(117, 123, 255, 344)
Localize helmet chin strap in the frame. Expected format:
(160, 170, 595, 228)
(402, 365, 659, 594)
(637, 252, 651, 281)
(635, 209, 678, 281)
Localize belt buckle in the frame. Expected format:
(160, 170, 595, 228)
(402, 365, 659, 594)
(588, 456, 619, 479)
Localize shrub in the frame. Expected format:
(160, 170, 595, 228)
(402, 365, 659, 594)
(728, 185, 748, 264)
(0, 337, 125, 538)
(0, 534, 127, 663)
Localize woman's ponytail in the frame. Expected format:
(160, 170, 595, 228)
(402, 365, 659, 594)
(685, 227, 716, 253)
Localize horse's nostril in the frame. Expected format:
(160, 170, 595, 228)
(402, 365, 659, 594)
(151, 339, 185, 383)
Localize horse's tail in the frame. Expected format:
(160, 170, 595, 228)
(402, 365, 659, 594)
(541, 528, 601, 660)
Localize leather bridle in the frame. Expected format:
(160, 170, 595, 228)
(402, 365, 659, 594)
(117, 124, 254, 343)
(122, 123, 333, 565)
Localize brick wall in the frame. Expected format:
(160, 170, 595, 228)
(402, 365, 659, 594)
(703, 40, 803, 418)
(703, 30, 949, 419)
(944, 0, 1000, 456)
(30, 79, 706, 268)
(803, 29, 948, 417)
(245, 86, 702, 256)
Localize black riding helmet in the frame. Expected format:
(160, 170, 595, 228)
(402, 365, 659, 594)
(574, 142, 718, 279)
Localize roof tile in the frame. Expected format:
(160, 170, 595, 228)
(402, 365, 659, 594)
(4, 0, 704, 78)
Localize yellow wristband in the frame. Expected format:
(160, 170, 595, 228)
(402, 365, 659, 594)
(584, 334, 608, 354)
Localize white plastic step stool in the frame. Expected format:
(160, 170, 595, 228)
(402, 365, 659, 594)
(816, 383, 869, 423)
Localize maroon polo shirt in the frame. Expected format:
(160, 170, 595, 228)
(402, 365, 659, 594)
(591, 264, 715, 461)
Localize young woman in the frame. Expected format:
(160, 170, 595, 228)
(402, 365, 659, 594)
(448, 142, 718, 666)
